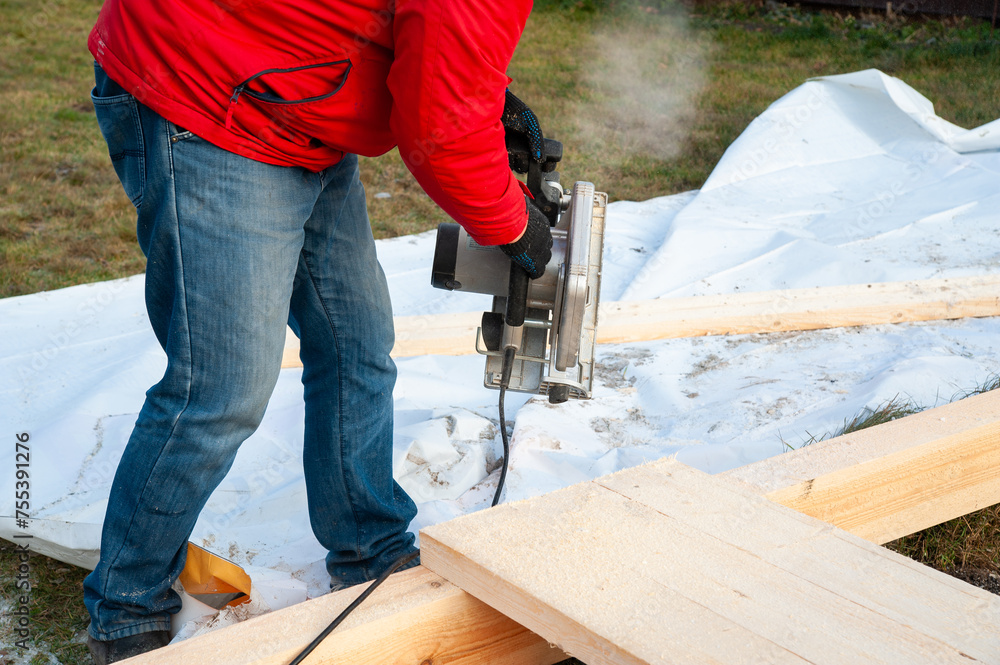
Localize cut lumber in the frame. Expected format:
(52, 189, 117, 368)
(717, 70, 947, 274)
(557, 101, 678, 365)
(375, 310, 481, 359)
(281, 310, 481, 367)
(421, 458, 1000, 665)
(596, 274, 1000, 345)
(722, 387, 1000, 544)
(280, 275, 1000, 366)
(121, 566, 565, 665)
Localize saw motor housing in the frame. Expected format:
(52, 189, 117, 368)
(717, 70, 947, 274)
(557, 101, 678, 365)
(431, 139, 606, 403)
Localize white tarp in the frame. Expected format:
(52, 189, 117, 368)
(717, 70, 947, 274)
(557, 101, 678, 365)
(3, 69, 1000, 620)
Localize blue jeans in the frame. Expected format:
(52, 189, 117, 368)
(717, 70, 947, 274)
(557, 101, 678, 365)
(83, 64, 417, 641)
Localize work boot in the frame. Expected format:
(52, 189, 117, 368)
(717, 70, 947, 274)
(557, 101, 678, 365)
(87, 630, 170, 664)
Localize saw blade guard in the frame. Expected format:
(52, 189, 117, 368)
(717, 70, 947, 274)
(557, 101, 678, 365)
(430, 181, 606, 402)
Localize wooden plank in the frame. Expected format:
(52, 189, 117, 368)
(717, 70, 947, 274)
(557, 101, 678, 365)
(596, 274, 1000, 345)
(281, 275, 1000, 366)
(599, 461, 1000, 661)
(722, 388, 1000, 544)
(281, 311, 481, 367)
(421, 459, 1000, 665)
(424, 493, 813, 665)
(122, 566, 564, 665)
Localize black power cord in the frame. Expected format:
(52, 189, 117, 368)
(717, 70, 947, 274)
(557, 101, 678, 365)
(289, 330, 518, 662)
(288, 549, 419, 665)
(492, 346, 517, 508)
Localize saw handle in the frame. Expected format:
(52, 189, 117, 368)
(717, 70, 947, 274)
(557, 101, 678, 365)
(505, 261, 529, 327)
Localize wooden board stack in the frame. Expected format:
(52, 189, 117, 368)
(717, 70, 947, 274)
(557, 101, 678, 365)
(422, 458, 1000, 665)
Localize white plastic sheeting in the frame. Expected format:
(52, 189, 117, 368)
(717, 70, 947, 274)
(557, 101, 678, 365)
(3, 69, 1000, 615)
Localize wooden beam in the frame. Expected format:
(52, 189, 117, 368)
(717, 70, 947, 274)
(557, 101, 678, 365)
(122, 566, 565, 665)
(722, 388, 1000, 544)
(421, 458, 1000, 665)
(281, 275, 1000, 367)
(281, 310, 481, 367)
(596, 274, 1000, 345)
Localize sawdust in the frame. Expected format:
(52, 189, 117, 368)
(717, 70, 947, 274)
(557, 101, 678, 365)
(595, 357, 636, 390)
(427, 446, 468, 488)
(739, 377, 781, 389)
(574, 3, 709, 163)
(621, 348, 655, 365)
(480, 422, 501, 472)
(183, 588, 273, 641)
(530, 436, 563, 451)
(766, 397, 793, 416)
(687, 353, 729, 379)
(595, 349, 653, 390)
(591, 408, 656, 448)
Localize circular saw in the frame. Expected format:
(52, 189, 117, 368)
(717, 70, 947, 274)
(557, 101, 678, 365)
(430, 138, 607, 404)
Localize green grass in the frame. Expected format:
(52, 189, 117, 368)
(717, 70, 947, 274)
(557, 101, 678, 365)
(785, 395, 924, 449)
(2, 0, 1000, 660)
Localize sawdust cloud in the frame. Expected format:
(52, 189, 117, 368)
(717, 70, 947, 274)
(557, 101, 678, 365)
(574, 3, 710, 162)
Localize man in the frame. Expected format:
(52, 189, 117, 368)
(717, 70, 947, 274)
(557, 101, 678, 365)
(83, 0, 553, 662)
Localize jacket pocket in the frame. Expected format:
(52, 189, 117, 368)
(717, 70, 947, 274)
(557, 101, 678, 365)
(226, 59, 353, 137)
(91, 81, 145, 208)
(224, 54, 396, 158)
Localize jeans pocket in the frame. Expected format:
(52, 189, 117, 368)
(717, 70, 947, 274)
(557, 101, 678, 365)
(167, 121, 197, 144)
(91, 80, 145, 208)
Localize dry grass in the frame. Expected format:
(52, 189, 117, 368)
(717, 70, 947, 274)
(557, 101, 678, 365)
(888, 505, 1000, 573)
(786, 395, 924, 448)
(0, 543, 91, 664)
(0, 0, 144, 299)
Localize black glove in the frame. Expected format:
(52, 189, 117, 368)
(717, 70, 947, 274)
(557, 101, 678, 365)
(500, 195, 553, 279)
(501, 89, 545, 168)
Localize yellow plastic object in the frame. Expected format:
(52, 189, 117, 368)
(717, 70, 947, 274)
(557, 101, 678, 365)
(178, 542, 252, 608)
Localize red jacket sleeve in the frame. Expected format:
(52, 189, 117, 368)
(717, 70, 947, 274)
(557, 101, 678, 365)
(388, 0, 532, 246)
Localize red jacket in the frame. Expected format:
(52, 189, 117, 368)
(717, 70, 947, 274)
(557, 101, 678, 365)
(89, 0, 531, 245)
